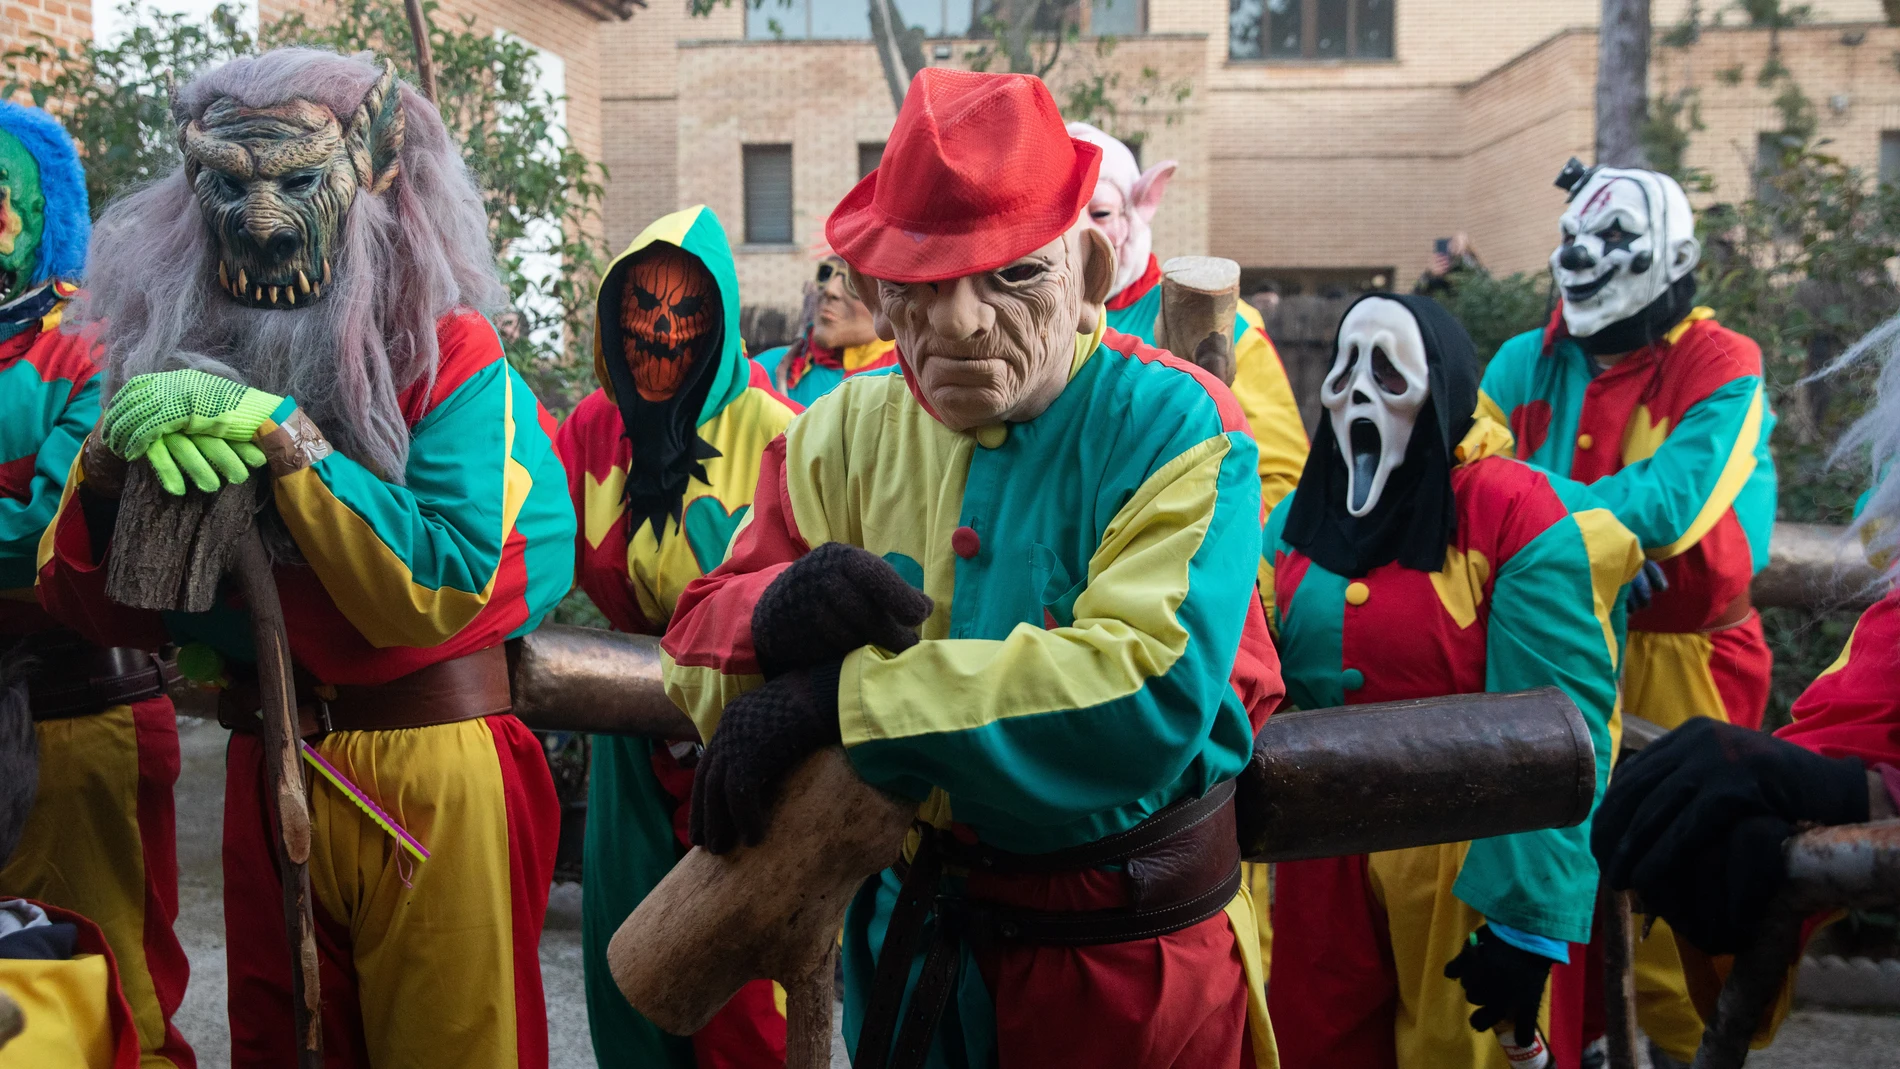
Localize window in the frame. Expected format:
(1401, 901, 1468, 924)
(1088, 0, 1142, 35)
(858, 142, 886, 179)
(748, 0, 976, 40)
(1754, 131, 1789, 208)
(1882, 131, 1900, 188)
(743, 145, 794, 245)
(1229, 0, 1392, 61)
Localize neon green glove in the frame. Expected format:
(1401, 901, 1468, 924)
(142, 432, 268, 496)
(102, 369, 285, 461)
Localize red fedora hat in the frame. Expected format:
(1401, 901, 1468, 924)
(826, 67, 1102, 284)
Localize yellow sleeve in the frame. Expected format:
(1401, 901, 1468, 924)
(1229, 317, 1309, 517)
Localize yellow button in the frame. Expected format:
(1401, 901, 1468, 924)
(1578, 433, 1594, 449)
(974, 424, 1008, 449)
(1345, 581, 1370, 606)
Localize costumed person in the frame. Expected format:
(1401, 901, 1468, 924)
(35, 49, 576, 1068)
(1479, 161, 1778, 1064)
(0, 100, 194, 1069)
(662, 68, 1284, 1068)
(752, 250, 896, 406)
(1262, 294, 1640, 1069)
(557, 205, 799, 1069)
(0, 656, 143, 1069)
(1592, 309, 1900, 1051)
(1066, 121, 1308, 515)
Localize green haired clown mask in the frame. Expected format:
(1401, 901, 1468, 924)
(0, 128, 44, 309)
(0, 100, 89, 333)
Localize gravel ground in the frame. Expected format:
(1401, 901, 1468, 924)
(166, 718, 1896, 1067)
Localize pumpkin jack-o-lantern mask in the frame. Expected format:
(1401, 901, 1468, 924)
(621, 243, 718, 402)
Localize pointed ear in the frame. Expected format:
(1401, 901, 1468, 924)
(347, 60, 405, 195)
(1129, 161, 1177, 225)
(1077, 227, 1115, 332)
(848, 266, 896, 341)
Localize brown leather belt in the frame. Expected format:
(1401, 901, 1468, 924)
(1705, 591, 1754, 631)
(218, 644, 513, 739)
(857, 780, 1241, 1069)
(17, 633, 176, 721)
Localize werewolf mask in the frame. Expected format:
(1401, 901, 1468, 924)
(180, 60, 403, 310)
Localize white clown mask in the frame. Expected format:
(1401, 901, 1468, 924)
(1066, 122, 1177, 299)
(1322, 297, 1431, 516)
(1551, 167, 1699, 338)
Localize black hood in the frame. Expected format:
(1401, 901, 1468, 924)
(1283, 293, 1479, 578)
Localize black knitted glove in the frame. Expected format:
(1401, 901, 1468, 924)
(1444, 925, 1552, 1046)
(1638, 813, 1793, 955)
(1592, 718, 1868, 913)
(1626, 559, 1669, 612)
(690, 663, 842, 854)
(751, 542, 933, 678)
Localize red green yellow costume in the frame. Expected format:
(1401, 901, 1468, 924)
(1480, 307, 1777, 1060)
(558, 207, 799, 1068)
(663, 318, 1284, 1068)
(4, 301, 192, 1069)
(38, 311, 575, 1068)
(1263, 414, 1640, 1068)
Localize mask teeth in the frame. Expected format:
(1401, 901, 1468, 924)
(284, 286, 296, 306)
(253, 285, 265, 303)
(298, 270, 311, 295)
(237, 267, 248, 293)
(218, 261, 230, 291)
(321, 259, 331, 286)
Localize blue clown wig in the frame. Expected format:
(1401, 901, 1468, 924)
(0, 100, 89, 285)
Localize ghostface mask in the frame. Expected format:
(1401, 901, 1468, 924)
(621, 243, 718, 401)
(1551, 165, 1699, 339)
(1321, 296, 1430, 516)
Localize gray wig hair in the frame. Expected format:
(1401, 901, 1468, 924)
(71, 47, 506, 479)
(1818, 313, 1900, 581)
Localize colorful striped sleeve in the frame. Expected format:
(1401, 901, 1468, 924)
(263, 329, 543, 649)
(1454, 483, 1642, 944)
(1578, 375, 1766, 561)
(2, 338, 99, 591)
(838, 425, 1263, 832)
(661, 432, 805, 740)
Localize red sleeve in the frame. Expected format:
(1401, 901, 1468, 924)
(1775, 585, 1900, 769)
(1231, 589, 1285, 732)
(661, 432, 810, 675)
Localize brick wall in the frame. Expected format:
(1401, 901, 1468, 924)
(259, 0, 605, 183)
(2, 0, 92, 92)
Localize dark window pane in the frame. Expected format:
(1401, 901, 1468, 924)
(1354, 0, 1391, 58)
(1882, 131, 1900, 188)
(858, 141, 885, 180)
(1091, 0, 1140, 36)
(744, 144, 794, 245)
(1229, 0, 1264, 58)
(1315, 0, 1347, 58)
(1266, 0, 1302, 57)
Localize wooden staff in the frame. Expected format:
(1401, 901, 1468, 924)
(1602, 889, 1641, 1069)
(106, 469, 322, 1067)
(1158, 256, 1240, 386)
(403, 0, 438, 103)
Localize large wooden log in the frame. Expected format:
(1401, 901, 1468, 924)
(1750, 522, 1882, 612)
(609, 688, 1599, 1060)
(507, 624, 696, 739)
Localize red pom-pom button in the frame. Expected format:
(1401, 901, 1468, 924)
(951, 525, 981, 559)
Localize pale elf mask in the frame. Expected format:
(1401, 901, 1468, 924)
(1551, 162, 1700, 356)
(1283, 293, 1478, 578)
(1065, 122, 1176, 300)
(599, 241, 725, 540)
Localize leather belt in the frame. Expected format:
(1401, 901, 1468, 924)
(856, 781, 1242, 1069)
(1705, 592, 1754, 632)
(17, 633, 175, 721)
(218, 644, 513, 739)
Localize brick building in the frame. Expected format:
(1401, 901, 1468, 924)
(2, 0, 93, 69)
(599, 0, 1898, 319)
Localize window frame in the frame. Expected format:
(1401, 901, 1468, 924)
(741, 143, 796, 247)
(1229, 0, 1396, 64)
